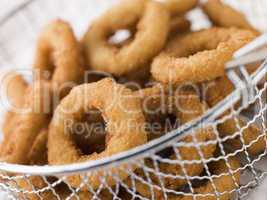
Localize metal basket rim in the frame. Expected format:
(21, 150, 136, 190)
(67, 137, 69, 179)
(1, 63, 266, 175)
(0, 89, 240, 175)
(0, 0, 266, 175)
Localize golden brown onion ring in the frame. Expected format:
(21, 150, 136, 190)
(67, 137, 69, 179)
(202, 0, 258, 32)
(1, 20, 84, 164)
(34, 19, 84, 94)
(0, 74, 49, 165)
(151, 28, 257, 84)
(1, 81, 52, 164)
(48, 78, 147, 190)
(83, 0, 170, 76)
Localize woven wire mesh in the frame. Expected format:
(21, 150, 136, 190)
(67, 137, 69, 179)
(0, 0, 266, 199)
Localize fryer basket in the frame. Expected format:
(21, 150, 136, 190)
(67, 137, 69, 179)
(0, 0, 266, 199)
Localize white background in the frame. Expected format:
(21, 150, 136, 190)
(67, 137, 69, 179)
(1, 0, 24, 19)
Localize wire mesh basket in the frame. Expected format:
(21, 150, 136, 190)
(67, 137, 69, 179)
(0, 0, 266, 199)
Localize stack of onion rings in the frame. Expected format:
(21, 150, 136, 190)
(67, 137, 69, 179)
(0, 20, 84, 164)
(0, 75, 49, 166)
(1, 81, 52, 164)
(0, 75, 50, 166)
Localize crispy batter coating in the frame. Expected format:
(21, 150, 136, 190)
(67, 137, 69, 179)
(0, 20, 84, 164)
(0, 74, 50, 165)
(19, 158, 238, 200)
(204, 76, 234, 107)
(83, 0, 170, 76)
(48, 78, 147, 190)
(0, 74, 49, 166)
(1, 82, 52, 164)
(151, 28, 257, 84)
(202, 0, 258, 32)
(169, 157, 241, 200)
(127, 88, 216, 199)
(17, 176, 58, 200)
(205, 75, 266, 155)
(161, 90, 216, 190)
(34, 19, 84, 95)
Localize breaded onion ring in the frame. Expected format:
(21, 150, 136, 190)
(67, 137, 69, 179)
(164, 0, 198, 16)
(204, 74, 266, 155)
(1, 81, 52, 164)
(151, 27, 257, 84)
(169, 157, 241, 200)
(202, 0, 258, 32)
(127, 87, 216, 199)
(83, 0, 170, 76)
(34, 19, 84, 93)
(48, 78, 147, 190)
(0, 74, 49, 165)
(1, 20, 84, 164)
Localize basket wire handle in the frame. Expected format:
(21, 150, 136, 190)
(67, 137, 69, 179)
(226, 33, 267, 107)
